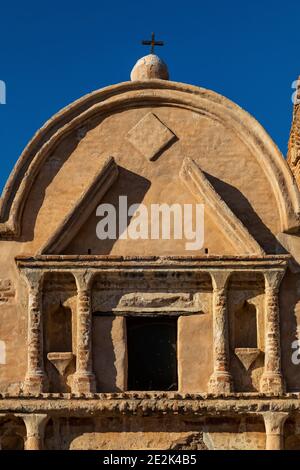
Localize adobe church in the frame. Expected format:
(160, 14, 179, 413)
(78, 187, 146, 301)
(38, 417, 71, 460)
(1, 44, 300, 450)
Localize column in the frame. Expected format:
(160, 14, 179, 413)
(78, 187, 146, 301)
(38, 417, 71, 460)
(21, 414, 48, 450)
(260, 270, 286, 395)
(23, 270, 48, 394)
(208, 271, 233, 394)
(72, 271, 96, 393)
(263, 411, 288, 450)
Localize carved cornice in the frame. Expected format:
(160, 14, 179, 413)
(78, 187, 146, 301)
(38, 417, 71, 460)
(15, 254, 290, 273)
(0, 395, 299, 417)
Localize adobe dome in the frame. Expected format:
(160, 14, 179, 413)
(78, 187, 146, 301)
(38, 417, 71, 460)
(130, 54, 169, 81)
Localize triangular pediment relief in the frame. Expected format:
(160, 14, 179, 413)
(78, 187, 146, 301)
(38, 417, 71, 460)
(180, 158, 265, 256)
(39, 156, 118, 254)
(40, 156, 265, 257)
(56, 166, 237, 256)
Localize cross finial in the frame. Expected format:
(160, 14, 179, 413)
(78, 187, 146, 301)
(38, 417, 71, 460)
(142, 32, 164, 54)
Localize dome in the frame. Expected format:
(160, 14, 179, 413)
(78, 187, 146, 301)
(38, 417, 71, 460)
(130, 54, 169, 81)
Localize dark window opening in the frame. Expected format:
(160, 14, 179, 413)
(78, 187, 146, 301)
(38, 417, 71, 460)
(46, 304, 72, 353)
(127, 316, 178, 391)
(234, 301, 258, 348)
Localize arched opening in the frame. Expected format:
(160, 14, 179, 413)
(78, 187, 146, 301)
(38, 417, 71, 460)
(0, 416, 26, 450)
(1, 434, 24, 450)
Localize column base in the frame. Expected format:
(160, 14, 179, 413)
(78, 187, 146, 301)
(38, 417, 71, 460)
(260, 373, 285, 395)
(208, 371, 233, 394)
(24, 373, 48, 395)
(72, 373, 96, 393)
(265, 433, 283, 451)
(25, 436, 43, 451)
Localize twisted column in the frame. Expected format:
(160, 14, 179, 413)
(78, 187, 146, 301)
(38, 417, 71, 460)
(23, 270, 48, 394)
(260, 270, 286, 395)
(73, 271, 96, 393)
(208, 271, 233, 394)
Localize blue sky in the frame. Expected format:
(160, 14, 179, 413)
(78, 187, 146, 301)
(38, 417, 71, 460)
(0, 0, 299, 193)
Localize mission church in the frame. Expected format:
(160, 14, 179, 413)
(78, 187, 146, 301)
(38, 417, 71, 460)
(1, 36, 300, 450)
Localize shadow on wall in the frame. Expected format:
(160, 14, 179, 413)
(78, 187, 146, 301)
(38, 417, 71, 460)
(64, 166, 151, 255)
(43, 416, 266, 450)
(205, 173, 285, 254)
(284, 417, 300, 450)
(92, 316, 119, 392)
(0, 415, 26, 450)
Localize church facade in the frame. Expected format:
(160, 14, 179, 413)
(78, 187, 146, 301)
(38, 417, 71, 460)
(0, 53, 300, 450)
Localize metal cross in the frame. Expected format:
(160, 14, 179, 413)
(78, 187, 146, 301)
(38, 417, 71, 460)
(142, 32, 164, 54)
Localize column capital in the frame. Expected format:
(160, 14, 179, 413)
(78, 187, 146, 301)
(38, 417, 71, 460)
(210, 270, 231, 291)
(264, 269, 286, 291)
(263, 411, 289, 434)
(21, 269, 45, 290)
(262, 411, 289, 450)
(73, 270, 94, 291)
(17, 413, 49, 450)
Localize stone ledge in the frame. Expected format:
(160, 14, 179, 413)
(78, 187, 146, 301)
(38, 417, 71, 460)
(0, 395, 300, 418)
(1, 392, 300, 400)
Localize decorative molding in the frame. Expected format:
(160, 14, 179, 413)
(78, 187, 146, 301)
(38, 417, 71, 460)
(180, 158, 265, 256)
(93, 291, 206, 314)
(0, 396, 297, 417)
(15, 255, 290, 281)
(39, 156, 118, 255)
(126, 112, 176, 161)
(47, 352, 74, 376)
(235, 348, 262, 371)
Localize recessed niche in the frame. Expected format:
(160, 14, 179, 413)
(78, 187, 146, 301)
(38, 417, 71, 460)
(44, 302, 74, 392)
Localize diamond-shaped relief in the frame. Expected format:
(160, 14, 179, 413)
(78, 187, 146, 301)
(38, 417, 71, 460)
(126, 112, 177, 161)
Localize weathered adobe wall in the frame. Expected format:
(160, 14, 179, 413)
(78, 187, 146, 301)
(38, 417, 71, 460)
(12, 105, 282, 256)
(0, 87, 299, 394)
(44, 415, 266, 450)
